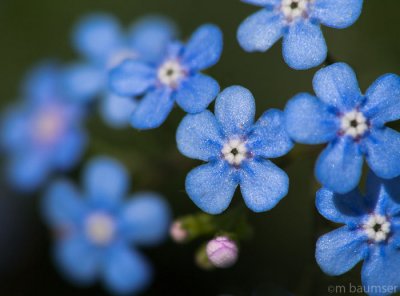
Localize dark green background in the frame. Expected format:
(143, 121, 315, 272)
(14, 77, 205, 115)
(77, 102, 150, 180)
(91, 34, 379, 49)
(0, 1, 399, 295)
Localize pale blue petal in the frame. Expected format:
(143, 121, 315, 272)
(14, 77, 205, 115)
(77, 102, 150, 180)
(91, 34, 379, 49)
(242, 0, 280, 6)
(54, 129, 87, 170)
(100, 93, 137, 128)
(1, 107, 28, 151)
(22, 63, 58, 103)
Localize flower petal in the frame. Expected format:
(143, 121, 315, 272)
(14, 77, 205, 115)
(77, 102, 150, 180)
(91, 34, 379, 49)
(240, 159, 289, 212)
(185, 162, 238, 214)
(174, 74, 220, 114)
(312, 62, 363, 109)
(176, 111, 224, 161)
(182, 24, 223, 71)
(130, 88, 174, 130)
(282, 20, 327, 70)
(54, 129, 87, 170)
(242, 0, 280, 6)
(248, 109, 293, 158)
(215, 86, 255, 136)
(316, 226, 367, 276)
(109, 60, 156, 97)
(237, 9, 284, 52)
(364, 128, 400, 179)
(315, 137, 363, 194)
(100, 93, 138, 128)
(311, 0, 363, 29)
(119, 193, 171, 245)
(362, 74, 400, 126)
(1, 107, 28, 152)
(22, 63, 58, 103)
(284, 93, 337, 144)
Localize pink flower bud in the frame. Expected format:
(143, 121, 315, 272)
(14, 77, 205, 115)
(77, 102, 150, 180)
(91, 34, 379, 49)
(206, 236, 238, 268)
(170, 221, 188, 243)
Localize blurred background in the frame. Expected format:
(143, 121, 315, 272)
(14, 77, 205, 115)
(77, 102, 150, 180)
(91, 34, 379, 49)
(0, 0, 399, 295)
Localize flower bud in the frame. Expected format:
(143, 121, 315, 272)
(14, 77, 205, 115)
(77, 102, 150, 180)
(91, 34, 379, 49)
(170, 221, 188, 243)
(206, 236, 238, 268)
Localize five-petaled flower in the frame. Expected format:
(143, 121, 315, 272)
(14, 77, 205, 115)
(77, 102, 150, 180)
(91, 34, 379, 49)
(176, 85, 293, 214)
(284, 63, 400, 194)
(316, 172, 400, 295)
(42, 157, 171, 295)
(110, 24, 223, 130)
(237, 0, 363, 69)
(0, 63, 87, 192)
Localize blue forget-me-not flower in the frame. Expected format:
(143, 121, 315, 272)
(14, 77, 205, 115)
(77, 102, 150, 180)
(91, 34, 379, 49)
(42, 156, 171, 295)
(176, 86, 293, 214)
(1, 63, 87, 192)
(316, 172, 400, 296)
(285, 63, 400, 194)
(110, 24, 223, 130)
(237, 0, 363, 69)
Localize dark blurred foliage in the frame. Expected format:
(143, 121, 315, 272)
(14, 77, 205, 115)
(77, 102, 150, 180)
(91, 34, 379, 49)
(0, 1, 399, 295)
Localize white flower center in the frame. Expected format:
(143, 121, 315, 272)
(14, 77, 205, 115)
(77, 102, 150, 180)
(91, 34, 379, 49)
(363, 214, 391, 243)
(85, 212, 115, 246)
(222, 138, 248, 166)
(157, 60, 185, 88)
(340, 110, 368, 138)
(33, 109, 63, 143)
(281, 0, 310, 20)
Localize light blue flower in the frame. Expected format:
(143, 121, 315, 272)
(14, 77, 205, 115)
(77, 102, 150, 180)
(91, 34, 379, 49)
(284, 63, 400, 194)
(42, 156, 171, 295)
(109, 24, 223, 130)
(316, 172, 400, 296)
(64, 13, 177, 128)
(0, 63, 87, 192)
(176, 86, 293, 214)
(238, 0, 363, 69)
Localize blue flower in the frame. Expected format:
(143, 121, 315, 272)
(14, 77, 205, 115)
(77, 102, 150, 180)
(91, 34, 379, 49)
(284, 63, 400, 194)
(109, 24, 223, 130)
(237, 0, 363, 70)
(176, 86, 293, 214)
(316, 172, 400, 296)
(64, 14, 177, 128)
(1, 63, 87, 192)
(42, 157, 171, 295)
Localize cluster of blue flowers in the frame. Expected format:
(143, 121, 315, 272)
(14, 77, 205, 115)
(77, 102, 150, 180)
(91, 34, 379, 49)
(2, 0, 400, 294)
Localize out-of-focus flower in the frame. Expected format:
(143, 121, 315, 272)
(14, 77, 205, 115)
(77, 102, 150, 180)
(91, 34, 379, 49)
(64, 13, 177, 128)
(285, 63, 400, 194)
(0, 63, 87, 192)
(316, 171, 400, 294)
(177, 85, 293, 214)
(42, 156, 171, 295)
(170, 221, 188, 243)
(110, 23, 223, 130)
(237, 0, 363, 69)
(206, 236, 238, 268)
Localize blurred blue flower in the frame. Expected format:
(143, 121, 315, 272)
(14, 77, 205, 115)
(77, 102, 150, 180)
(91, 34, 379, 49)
(110, 24, 223, 130)
(1, 63, 87, 192)
(285, 63, 400, 194)
(176, 86, 293, 214)
(42, 156, 171, 295)
(64, 13, 177, 128)
(316, 172, 400, 295)
(238, 0, 363, 70)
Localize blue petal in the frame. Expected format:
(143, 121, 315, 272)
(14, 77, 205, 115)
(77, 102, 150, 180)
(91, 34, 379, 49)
(282, 20, 327, 70)
(364, 128, 400, 179)
(215, 86, 255, 137)
(103, 244, 151, 295)
(316, 226, 367, 275)
(248, 109, 293, 158)
(119, 193, 171, 245)
(73, 14, 122, 62)
(83, 157, 128, 207)
(242, 0, 280, 6)
(369, 172, 400, 210)
(284, 93, 337, 144)
(182, 24, 223, 71)
(312, 62, 363, 110)
(54, 129, 87, 170)
(42, 180, 85, 227)
(174, 74, 220, 114)
(240, 159, 289, 212)
(100, 93, 138, 128)
(361, 245, 400, 296)
(1, 107, 28, 151)
(311, 0, 363, 29)
(176, 111, 224, 161)
(109, 60, 156, 97)
(362, 74, 400, 126)
(316, 137, 363, 194)
(185, 162, 238, 214)
(130, 88, 174, 130)
(237, 9, 284, 52)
